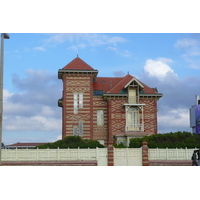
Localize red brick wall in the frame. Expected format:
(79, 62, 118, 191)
(108, 98, 126, 144)
(92, 97, 108, 144)
(61, 73, 159, 145)
(140, 97, 158, 134)
(62, 74, 94, 140)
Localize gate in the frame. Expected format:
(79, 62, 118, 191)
(114, 148, 142, 166)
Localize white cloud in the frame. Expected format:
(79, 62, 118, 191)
(143, 58, 177, 81)
(2, 70, 62, 132)
(174, 37, 200, 68)
(158, 108, 189, 133)
(34, 46, 46, 51)
(107, 46, 132, 57)
(44, 33, 127, 52)
(174, 38, 199, 49)
(4, 115, 61, 131)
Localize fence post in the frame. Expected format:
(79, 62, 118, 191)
(126, 148, 129, 166)
(96, 147, 99, 164)
(78, 147, 80, 160)
(15, 148, 18, 161)
(107, 145, 114, 166)
(185, 147, 188, 160)
(142, 141, 149, 166)
(37, 148, 39, 161)
(166, 147, 168, 160)
(57, 147, 59, 161)
(47, 148, 49, 161)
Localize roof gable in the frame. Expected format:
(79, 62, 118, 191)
(107, 74, 134, 93)
(62, 57, 94, 70)
(93, 74, 159, 95)
(124, 77, 144, 89)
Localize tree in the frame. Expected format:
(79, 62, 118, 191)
(35, 136, 104, 149)
(128, 131, 199, 148)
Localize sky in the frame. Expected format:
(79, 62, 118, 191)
(1, 33, 200, 145)
(1, 1, 200, 197)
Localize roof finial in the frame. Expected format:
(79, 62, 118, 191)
(77, 54, 78, 58)
(127, 71, 129, 74)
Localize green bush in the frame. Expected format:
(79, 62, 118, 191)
(129, 131, 200, 148)
(35, 136, 104, 149)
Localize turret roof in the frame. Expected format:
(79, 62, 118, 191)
(62, 57, 94, 70)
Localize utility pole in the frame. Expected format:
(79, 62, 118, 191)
(0, 33, 10, 166)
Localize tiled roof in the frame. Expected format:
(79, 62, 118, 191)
(107, 74, 134, 93)
(6, 142, 47, 147)
(61, 57, 160, 95)
(62, 57, 94, 70)
(93, 77, 123, 93)
(93, 74, 158, 94)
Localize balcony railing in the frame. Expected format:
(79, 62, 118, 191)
(128, 96, 139, 104)
(126, 124, 144, 132)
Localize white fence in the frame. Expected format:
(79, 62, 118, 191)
(114, 148, 142, 166)
(1, 148, 108, 166)
(2, 147, 197, 166)
(149, 147, 198, 160)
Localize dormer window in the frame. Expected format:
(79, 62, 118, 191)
(128, 88, 137, 104)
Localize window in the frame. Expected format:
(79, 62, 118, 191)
(128, 88, 136, 104)
(79, 121, 83, 135)
(127, 108, 140, 131)
(73, 122, 83, 136)
(74, 93, 83, 114)
(79, 93, 83, 108)
(73, 126, 78, 136)
(97, 110, 104, 126)
(94, 90, 104, 96)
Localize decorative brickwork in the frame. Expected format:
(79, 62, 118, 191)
(58, 57, 162, 146)
(142, 141, 149, 166)
(107, 145, 114, 166)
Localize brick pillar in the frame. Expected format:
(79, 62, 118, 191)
(107, 145, 114, 166)
(142, 141, 149, 166)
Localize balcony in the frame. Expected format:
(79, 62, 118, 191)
(126, 124, 144, 132)
(58, 98, 63, 107)
(128, 96, 139, 104)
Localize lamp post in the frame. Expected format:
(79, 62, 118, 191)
(0, 33, 10, 166)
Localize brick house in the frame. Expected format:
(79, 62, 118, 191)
(58, 57, 162, 146)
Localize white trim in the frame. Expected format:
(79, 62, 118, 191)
(124, 77, 144, 89)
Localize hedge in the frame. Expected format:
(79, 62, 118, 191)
(35, 136, 104, 149)
(129, 131, 200, 148)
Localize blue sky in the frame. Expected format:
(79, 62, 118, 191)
(1, 33, 200, 145)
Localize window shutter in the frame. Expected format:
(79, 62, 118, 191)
(73, 127, 78, 136)
(79, 93, 83, 108)
(74, 93, 78, 114)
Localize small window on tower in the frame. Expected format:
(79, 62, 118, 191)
(74, 93, 83, 114)
(97, 110, 104, 126)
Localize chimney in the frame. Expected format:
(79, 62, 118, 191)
(110, 81, 112, 89)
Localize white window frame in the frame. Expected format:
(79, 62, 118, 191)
(73, 122, 84, 136)
(73, 126, 78, 136)
(74, 92, 83, 114)
(126, 107, 140, 131)
(97, 110, 104, 126)
(128, 88, 136, 104)
(79, 121, 83, 135)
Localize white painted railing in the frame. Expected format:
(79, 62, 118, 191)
(149, 147, 198, 160)
(1, 148, 108, 166)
